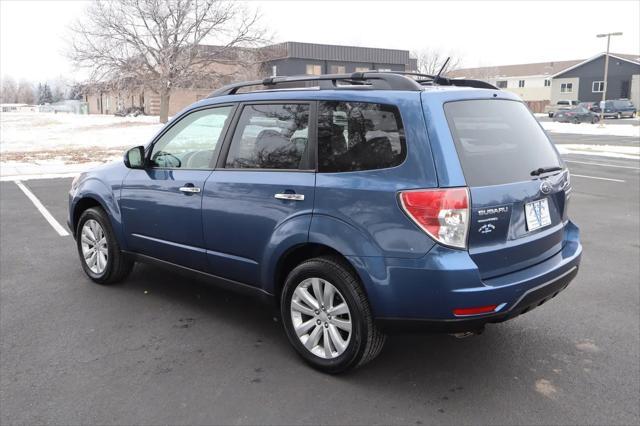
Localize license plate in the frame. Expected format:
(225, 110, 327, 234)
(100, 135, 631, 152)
(525, 198, 552, 231)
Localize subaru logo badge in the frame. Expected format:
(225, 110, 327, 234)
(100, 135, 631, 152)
(540, 181, 552, 194)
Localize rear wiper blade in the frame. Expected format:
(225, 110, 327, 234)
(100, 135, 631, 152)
(531, 166, 563, 176)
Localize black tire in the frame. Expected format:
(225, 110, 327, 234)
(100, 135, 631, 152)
(591, 116, 598, 124)
(76, 207, 134, 284)
(280, 256, 386, 373)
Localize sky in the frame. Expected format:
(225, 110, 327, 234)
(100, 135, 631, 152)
(1, 0, 639, 82)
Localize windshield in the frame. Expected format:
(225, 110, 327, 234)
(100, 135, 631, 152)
(444, 99, 562, 187)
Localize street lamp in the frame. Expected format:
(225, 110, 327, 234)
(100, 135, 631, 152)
(596, 32, 623, 126)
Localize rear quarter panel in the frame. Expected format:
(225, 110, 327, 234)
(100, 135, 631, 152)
(310, 91, 439, 259)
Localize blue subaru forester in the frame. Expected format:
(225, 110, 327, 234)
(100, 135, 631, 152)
(68, 72, 582, 373)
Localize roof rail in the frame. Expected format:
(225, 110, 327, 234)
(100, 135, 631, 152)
(207, 71, 497, 98)
(367, 71, 499, 90)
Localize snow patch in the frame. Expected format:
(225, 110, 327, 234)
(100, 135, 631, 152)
(1, 112, 163, 152)
(541, 121, 640, 137)
(556, 144, 640, 160)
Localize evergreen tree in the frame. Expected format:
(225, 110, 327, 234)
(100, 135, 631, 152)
(39, 83, 53, 104)
(36, 83, 43, 104)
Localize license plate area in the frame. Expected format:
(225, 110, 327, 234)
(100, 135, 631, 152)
(525, 198, 552, 231)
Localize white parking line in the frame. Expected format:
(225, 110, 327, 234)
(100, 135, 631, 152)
(565, 160, 640, 170)
(14, 180, 70, 237)
(571, 174, 626, 183)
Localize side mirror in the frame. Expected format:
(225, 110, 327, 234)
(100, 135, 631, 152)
(124, 146, 145, 169)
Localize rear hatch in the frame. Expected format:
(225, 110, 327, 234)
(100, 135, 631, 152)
(444, 99, 570, 279)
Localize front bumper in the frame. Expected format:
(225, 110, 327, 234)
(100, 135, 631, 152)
(349, 221, 582, 333)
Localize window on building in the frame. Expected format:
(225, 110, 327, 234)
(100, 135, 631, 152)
(225, 104, 310, 170)
(560, 83, 573, 93)
(305, 64, 322, 75)
(318, 101, 406, 173)
(592, 81, 604, 93)
(496, 80, 508, 89)
(330, 65, 346, 74)
(544, 79, 551, 87)
(354, 67, 370, 72)
(518, 80, 525, 88)
(377, 68, 392, 72)
(150, 106, 233, 169)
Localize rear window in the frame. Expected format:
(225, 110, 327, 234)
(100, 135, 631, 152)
(444, 100, 561, 187)
(614, 100, 633, 108)
(557, 100, 570, 105)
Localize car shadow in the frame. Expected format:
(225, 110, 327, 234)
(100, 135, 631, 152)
(116, 261, 574, 406)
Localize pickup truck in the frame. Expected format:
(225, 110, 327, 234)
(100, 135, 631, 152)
(545, 100, 579, 117)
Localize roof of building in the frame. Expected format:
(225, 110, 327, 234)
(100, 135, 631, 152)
(447, 53, 640, 79)
(552, 52, 640, 77)
(264, 41, 414, 65)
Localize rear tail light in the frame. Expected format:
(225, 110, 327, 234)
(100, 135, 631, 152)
(399, 187, 470, 249)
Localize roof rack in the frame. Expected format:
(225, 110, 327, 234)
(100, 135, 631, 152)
(207, 71, 498, 98)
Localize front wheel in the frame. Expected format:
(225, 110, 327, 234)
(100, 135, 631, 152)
(280, 257, 386, 373)
(76, 207, 133, 284)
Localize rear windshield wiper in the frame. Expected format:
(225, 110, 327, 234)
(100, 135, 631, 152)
(531, 166, 562, 176)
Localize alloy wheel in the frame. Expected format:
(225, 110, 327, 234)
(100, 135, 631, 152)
(290, 277, 352, 359)
(80, 219, 108, 274)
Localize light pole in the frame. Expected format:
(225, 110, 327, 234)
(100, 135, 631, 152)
(596, 32, 623, 126)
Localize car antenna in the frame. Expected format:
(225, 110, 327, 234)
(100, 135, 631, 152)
(433, 57, 451, 85)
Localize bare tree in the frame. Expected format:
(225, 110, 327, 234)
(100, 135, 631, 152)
(413, 48, 463, 76)
(68, 0, 267, 123)
(1, 77, 18, 104)
(16, 80, 36, 104)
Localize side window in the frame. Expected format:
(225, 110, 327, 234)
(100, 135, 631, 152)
(150, 106, 233, 169)
(225, 104, 310, 170)
(318, 101, 406, 173)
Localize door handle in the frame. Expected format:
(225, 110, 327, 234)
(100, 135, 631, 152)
(274, 193, 304, 201)
(179, 186, 201, 194)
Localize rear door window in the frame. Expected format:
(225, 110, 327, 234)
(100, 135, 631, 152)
(444, 100, 561, 187)
(318, 101, 406, 172)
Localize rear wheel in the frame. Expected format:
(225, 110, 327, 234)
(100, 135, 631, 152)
(76, 207, 133, 284)
(280, 256, 385, 373)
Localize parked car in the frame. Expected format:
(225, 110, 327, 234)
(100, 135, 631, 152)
(590, 99, 636, 119)
(545, 99, 579, 117)
(578, 101, 599, 112)
(68, 72, 582, 373)
(553, 106, 600, 124)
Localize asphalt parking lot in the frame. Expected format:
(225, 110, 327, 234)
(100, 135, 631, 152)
(1, 133, 638, 425)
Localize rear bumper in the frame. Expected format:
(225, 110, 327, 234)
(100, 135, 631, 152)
(376, 266, 578, 333)
(349, 221, 582, 332)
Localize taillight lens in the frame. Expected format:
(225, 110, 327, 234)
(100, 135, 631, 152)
(399, 188, 470, 249)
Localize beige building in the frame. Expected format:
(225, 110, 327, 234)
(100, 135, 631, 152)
(447, 59, 582, 112)
(84, 87, 215, 117)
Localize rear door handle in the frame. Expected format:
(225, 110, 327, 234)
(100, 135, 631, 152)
(274, 193, 304, 201)
(179, 186, 201, 194)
